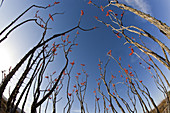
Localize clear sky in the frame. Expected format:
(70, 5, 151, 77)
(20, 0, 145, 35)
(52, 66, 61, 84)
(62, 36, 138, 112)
(0, 0, 170, 112)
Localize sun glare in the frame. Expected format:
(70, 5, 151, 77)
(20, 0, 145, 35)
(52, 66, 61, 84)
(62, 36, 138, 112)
(0, 47, 11, 70)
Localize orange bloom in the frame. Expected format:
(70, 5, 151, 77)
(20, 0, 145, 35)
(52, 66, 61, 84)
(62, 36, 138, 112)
(96, 98, 100, 101)
(76, 30, 79, 34)
(45, 76, 49, 78)
(81, 82, 84, 85)
(41, 25, 44, 28)
(48, 4, 51, 7)
(73, 85, 76, 88)
(112, 84, 115, 87)
(106, 12, 109, 16)
(149, 59, 151, 61)
(53, 71, 56, 74)
(119, 57, 121, 61)
(113, 92, 115, 95)
(107, 50, 112, 56)
(81, 64, 85, 66)
(55, 78, 58, 81)
(77, 73, 81, 75)
(131, 48, 134, 53)
(81, 10, 84, 16)
(75, 44, 78, 46)
(93, 27, 96, 29)
(139, 80, 142, 83)
(109, 105, 111, 107)
(49, 14, 54, 21)
(54, 2, 60, 4)
(129, 53, 133, 56)
(88, 0, 92, 4)
(120, 75, 123, 77)
(70, 61, 75, 66)
(108, 10, 112, 12)
(68, 93, 72, 96)
(100, 6, 104, 11)
(75, 89, 78, 93)
(148, 66, 151, 70)
(94, 16, 98, 20)
(124, 68, 128, 74)
(115, 14, 118, 16)
(121, 11, 125, 16)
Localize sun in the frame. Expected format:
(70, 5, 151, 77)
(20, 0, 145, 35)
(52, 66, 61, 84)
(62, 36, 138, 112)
(0, 47, 11, 71)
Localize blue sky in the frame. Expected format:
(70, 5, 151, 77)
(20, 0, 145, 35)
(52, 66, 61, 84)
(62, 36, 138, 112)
(0, 0, 170, 112)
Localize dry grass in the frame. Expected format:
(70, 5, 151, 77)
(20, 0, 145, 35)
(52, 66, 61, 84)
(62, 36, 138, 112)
(150, 91, 170, 113)
(0, 97, 20, 113)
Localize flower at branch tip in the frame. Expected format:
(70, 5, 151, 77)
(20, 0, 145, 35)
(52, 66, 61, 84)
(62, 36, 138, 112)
(129, 53, 133, 56)
(139, 80, 142, 83)
(66, 35, 69, 39)
(113, 92, 115, 95)
(81, 82, 85, 85)
(55, 78, 58, 81)
(100, 6, 104, 11)
(148, 66, 151, 70)
(56, 86, 59, 90)
(93, 26, 96, 29)
(45, 76, 49, 78)
(68, 93, 72, 96)
(41, 25, 44, 28)
(76, 30, 79, 34)
(53, 71, 56, 74)
(81, 64, 85, 66)
(75, 44, 78, 46)
(139, 62, 142, 64)
(109, 105, 111, 107)
(94, 16, 98, 20)
(48, 4, 51, 7)
(149, 59, 151, 61)
(119, 57, 121, 61)
(81, 10, 84, 16)
(108, 10, 113, 12)
(131, 48, 134, 53)
(121, 11, 125, 17)
(106, 12, 109, 16)
(49, 14, 54, 21)
(73, 85, 76, 88)
(128, 45, 132, 48)
(88, 0, 92, 4)
(75, 89, 78, 93)
(77, 73, 81, 75)
(48, 89, 50, 91)
(120, 75, 123, 77)
(115, 14, 118, 16)
(107, 50, 112, 56)
(70, 61, 75, 66)
(96, 98, 100, 101)
(112, 84, 115, 87)
(54, 2, 60, 4)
